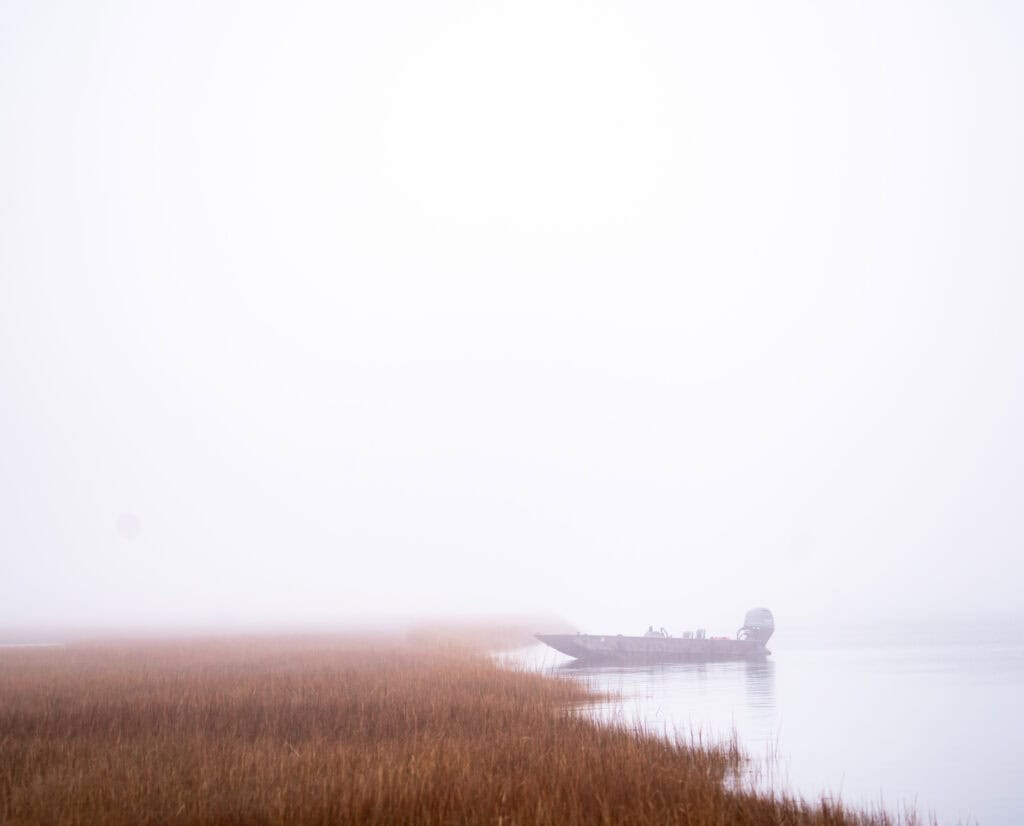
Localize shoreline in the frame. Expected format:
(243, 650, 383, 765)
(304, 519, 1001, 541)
(0, 633, 923, 825)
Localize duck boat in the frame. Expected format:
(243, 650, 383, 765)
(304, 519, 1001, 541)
(536, 607, 774, 662)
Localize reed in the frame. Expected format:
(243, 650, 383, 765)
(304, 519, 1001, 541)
(0, 635, 924, 825)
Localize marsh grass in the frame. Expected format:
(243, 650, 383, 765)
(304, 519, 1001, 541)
(0, 635, 928, 825)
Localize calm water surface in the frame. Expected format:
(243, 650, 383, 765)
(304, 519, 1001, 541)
(510, 632, 1024, 826)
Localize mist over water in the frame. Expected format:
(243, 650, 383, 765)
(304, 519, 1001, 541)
(2, 1, 1024, 820)
(515, 620, 1024, 826)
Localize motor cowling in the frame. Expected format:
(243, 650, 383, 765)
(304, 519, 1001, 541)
(737, 607, 774, 644)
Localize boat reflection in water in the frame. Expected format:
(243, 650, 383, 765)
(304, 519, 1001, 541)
(551, 655, 778, 752)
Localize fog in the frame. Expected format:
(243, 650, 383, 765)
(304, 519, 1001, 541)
(2, 0, 1022, 635)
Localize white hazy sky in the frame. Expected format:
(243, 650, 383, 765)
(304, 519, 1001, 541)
(2, 0, 1022, 634)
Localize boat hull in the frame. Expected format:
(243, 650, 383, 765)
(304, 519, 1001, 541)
(536, 633, 769, 662)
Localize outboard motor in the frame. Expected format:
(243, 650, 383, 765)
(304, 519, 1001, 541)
(737, 607, 774, 644)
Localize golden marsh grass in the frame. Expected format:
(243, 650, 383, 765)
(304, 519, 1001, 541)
(0, 635, 925, 825)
